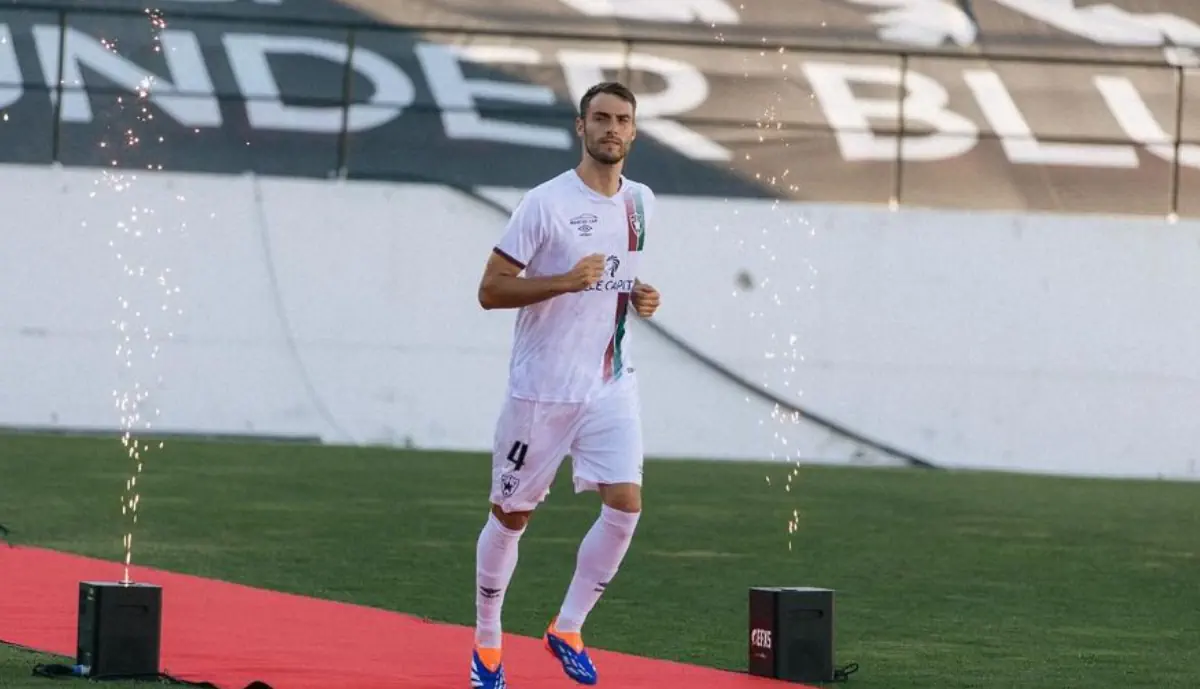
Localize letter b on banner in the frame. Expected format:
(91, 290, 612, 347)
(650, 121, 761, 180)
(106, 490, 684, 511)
(803, 62, 977, 162)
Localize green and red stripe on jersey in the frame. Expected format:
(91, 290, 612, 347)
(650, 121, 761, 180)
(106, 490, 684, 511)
(603, 293, 631, 382)
(604, 189, 647, 381)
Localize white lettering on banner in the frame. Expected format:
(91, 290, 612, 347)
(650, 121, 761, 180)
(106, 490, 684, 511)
(33, 26, 222, 126)
(995, 0, 1200, 66)
(557, 0, 739, 24)
(804, 60, 1196, 169)
(844, 0, 1200, 66)
(1094, 76, 1200, 170)
(7, 19, 1192, 171)
(842, 0, 977, 47)
(415, 44, 571, 150)
(15, 23, 729, 158)
(802, 62, 977, 162)
(223, 34, 414, 133)
(558, 50, 730, 161)
(0, 25, 20, 110)
(962, 70, 1138, 168)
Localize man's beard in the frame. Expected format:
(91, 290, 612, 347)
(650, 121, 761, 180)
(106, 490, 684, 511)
(586, 138, 626, 165)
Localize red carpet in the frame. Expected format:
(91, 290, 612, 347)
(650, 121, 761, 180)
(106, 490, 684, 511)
(0, 546, 809, 689)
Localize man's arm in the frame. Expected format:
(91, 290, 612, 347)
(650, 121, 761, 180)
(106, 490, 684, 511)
(478, 251, 570, 310)
(478, 251, 606, 310)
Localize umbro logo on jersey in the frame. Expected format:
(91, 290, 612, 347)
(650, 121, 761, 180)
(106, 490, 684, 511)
(570, 213, 598, 237)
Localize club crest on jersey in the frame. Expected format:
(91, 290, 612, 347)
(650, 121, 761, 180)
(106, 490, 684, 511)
(628, 213, 642, 235)
(624, 189, 647, 252)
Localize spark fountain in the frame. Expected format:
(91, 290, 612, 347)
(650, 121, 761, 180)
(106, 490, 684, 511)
(731, 29, 850, 685)
(74, 9, 183, 681)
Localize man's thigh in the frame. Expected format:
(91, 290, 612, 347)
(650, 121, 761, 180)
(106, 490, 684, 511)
(570, 382, 644, 494)
(490, 396, 582, 513)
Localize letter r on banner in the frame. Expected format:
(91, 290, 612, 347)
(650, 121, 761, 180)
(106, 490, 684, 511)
(558, 50, 731, 161)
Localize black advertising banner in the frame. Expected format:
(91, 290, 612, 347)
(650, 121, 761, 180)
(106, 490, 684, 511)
(1, 0, 1199, 214)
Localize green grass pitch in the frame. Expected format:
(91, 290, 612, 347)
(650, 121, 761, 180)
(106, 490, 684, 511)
(1, 432, 1198, 688)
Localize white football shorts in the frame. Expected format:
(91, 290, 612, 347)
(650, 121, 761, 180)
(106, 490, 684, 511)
(489, 376, 644, 513)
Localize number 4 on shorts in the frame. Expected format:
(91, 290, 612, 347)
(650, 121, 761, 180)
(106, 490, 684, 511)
(506, 441, 529, 471)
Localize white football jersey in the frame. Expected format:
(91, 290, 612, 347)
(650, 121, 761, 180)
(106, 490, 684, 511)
(493, 169, 655, 403)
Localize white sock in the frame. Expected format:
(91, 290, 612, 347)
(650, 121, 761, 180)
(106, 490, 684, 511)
(555, 505, 641, 634)
(475, 512, 525, 649)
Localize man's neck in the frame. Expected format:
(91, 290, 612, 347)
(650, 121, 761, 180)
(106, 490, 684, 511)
(575, 159, 623, 198)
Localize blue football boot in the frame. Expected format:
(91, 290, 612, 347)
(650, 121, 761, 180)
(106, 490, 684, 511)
(470, 647, 507, 689)
(543, 618, 598, 685)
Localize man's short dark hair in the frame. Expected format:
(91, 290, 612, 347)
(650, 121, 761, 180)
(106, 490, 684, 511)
(579, 81, 637, 117)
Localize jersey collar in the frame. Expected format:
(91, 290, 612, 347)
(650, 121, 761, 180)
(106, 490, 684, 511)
(571, 168, 626, 205)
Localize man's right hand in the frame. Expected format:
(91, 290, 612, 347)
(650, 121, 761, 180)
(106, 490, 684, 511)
(561, 253, 606, 292)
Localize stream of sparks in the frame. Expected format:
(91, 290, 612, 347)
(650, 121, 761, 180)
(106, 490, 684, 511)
(96, 8, 185, 584)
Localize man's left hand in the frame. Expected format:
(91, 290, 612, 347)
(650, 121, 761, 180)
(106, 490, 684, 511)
(631, 282, 660, 318)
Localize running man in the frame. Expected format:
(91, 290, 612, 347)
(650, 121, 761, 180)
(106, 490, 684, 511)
(470, 81, 661, 688)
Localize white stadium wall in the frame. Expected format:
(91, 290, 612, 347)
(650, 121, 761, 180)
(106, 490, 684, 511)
(2, 163, 1198, 482)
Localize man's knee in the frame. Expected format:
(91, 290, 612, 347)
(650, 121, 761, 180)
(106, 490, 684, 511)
(491, 503, 533, 531)
(598, 482, 642, 514)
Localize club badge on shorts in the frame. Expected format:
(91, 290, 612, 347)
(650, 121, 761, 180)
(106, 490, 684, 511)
(500, 473, 520, 497)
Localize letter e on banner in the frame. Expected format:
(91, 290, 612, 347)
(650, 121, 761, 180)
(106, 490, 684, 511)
(415, 43, 570, 150)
